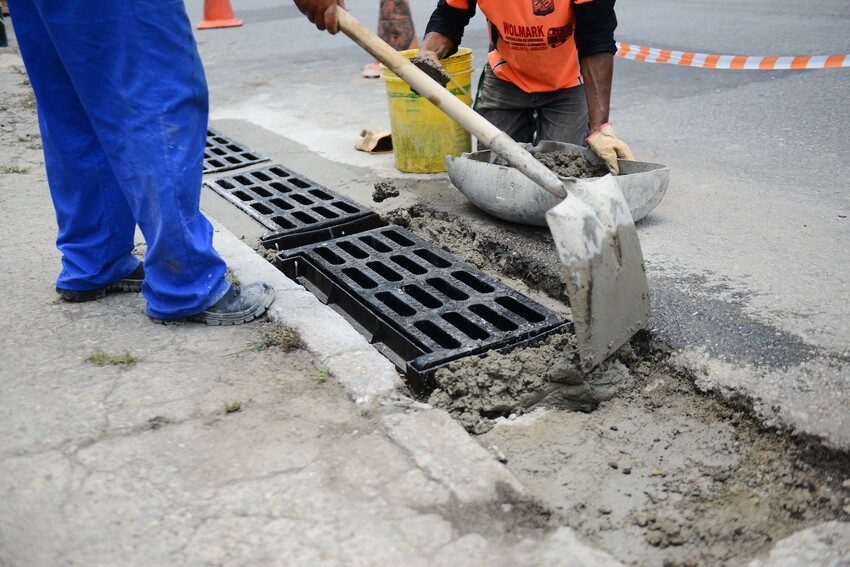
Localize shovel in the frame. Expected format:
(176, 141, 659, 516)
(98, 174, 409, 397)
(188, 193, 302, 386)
(335, 7, 649, 371)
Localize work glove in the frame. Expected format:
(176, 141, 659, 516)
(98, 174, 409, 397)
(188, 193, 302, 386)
(585, 123, 634, 175)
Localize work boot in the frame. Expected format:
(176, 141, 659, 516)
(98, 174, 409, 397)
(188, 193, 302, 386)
(56, 263, 145, 302)
(151, 282, 275, 326)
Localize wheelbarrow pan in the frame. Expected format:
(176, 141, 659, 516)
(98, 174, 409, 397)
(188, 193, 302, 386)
(446, 141, 669, 227)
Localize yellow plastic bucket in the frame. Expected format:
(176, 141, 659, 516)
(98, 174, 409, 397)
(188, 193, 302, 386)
(382, 48, 473, 173)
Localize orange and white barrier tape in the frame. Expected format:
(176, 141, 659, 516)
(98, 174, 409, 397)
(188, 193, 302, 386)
(615, 42, 849, 70)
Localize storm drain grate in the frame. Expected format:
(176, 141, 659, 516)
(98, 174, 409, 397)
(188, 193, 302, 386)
(203, 128, 269, 174)
(277, 226, 570, 394)
(205, 163, 385, 250)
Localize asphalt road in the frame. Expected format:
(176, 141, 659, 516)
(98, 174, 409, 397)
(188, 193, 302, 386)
(188, 0, 850, 448)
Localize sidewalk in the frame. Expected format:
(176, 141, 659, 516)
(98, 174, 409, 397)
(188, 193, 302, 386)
(0, 42, 623, 567)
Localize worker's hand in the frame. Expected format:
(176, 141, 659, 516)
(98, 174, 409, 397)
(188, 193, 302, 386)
(419, 32, 455, 64)
(585, 123, 634, 175)
(293, 0, 345, 34)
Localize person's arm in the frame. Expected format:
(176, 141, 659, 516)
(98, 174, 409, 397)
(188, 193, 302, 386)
(420, 0, 477, 62)
(578, 51, 613, 134)
(293, 0, 346, 34)
(574, 0, 632, 172)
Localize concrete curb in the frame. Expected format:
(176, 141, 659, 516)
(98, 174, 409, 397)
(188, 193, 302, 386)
(210, 218, 403, 404)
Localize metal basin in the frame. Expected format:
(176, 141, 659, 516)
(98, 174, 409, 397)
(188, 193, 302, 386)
(446, 141, 669, 227)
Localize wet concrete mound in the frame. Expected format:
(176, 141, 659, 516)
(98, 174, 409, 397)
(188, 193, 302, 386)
(429, 331, 632, 434)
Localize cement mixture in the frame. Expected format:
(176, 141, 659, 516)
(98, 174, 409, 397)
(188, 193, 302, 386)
(429, 332, 631, 434)
(389, 205, 850, 567)
(495, 151, 608, 179)
(372, 180, 400, 203)
(409, 55, 452, 88)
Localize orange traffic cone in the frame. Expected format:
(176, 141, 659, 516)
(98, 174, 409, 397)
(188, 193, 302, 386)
(197, 0, 243, 30)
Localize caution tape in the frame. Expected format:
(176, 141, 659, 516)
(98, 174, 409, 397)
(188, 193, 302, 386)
(615, 42, 849, 70)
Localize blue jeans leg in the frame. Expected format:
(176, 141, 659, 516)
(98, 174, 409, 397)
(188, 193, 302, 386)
(9, 0, 140, 291)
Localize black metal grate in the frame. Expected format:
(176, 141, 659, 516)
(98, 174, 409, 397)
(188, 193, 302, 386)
(277, 226, 570, 394)
(205, 164, 385, 250)
(204, 128, 269, 174)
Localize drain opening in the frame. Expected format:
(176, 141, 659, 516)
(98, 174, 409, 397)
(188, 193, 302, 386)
(415, 248, 452, 268)
(233, 190, 252, 202)
(269, 198, 293, 210)
(376, 292, 416, 316)
(469, 304, 519, 331)
(291, 194, 314, 206)
(383, 229, 415, 247)
(292, 211, 318, 224)
(367, 261, 403, 282)
(253, 187, 272, 198)
(443, 312, 490, 340)
(402, 285, 443, 308)
(414, 320, 461, 349)
(453, 270, 495, 293)
(338, 241, 369, 259)
(310, 189, 333, 200)
(342, 267, 378, 289)
(251, 202, 273, 215)
(427, 277, 469, 301)
(496, 296, 546, 323)
(315, 247, 346, 265)
(359, 235, 392, 253)
(391, 255, 428, 275)
(271, 216, 295, 229)
(313, 206, 340, 219)
(334, 202, 359, 214)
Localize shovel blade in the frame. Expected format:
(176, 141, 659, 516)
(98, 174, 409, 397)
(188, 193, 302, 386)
(546, 175, 650, 371)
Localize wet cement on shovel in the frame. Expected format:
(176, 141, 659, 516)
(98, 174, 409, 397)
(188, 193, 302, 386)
(409, 55, 452, 88)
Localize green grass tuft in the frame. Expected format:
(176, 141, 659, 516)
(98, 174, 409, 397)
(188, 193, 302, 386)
(86, 349, 138, 367)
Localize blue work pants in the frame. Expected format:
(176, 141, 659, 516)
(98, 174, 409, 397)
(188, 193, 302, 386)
(9, 0, 229, 318)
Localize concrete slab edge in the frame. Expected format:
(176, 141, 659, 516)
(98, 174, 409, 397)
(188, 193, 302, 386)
(669, 348, 850, 453)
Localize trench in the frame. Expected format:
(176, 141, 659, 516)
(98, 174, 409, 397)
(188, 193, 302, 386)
(381, 204, 850, 567)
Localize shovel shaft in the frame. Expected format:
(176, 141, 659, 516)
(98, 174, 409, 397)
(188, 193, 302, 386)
(336, 8, 566, 198)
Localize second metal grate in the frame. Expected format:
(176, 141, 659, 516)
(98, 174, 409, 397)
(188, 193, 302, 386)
(204, 128, 269, 174)
(205, 163, 384, 250)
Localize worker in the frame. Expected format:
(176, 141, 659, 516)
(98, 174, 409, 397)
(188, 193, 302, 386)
(8, 0, 275, 324)
(419, 0, 633, 174)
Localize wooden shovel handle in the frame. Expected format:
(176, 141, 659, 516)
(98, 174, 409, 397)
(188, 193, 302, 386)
(336, 8, 567, 199)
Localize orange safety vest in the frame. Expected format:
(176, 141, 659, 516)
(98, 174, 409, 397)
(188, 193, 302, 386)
(447, 0, 593, 93)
